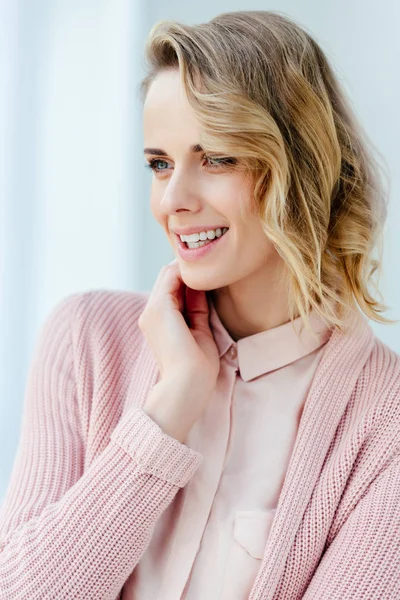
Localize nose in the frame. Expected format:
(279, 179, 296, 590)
(160, 171, 203, 215)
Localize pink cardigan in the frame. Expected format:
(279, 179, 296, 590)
(0, 289, 399, 599)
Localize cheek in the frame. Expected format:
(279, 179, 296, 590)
(150, 192, 162, 224)
(231, 182, 258, 222)
(240, 218, 276, 259)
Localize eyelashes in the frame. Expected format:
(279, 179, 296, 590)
(144, 154, 237, 175)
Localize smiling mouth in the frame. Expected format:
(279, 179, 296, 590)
(177, 229, 229, 249)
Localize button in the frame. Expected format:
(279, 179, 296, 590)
(228, 346, 237, 359)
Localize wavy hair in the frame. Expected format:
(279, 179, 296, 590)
(139, 10, 397, 338)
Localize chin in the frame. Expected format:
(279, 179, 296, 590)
(180, 274, 215, 291)
(179, 266, 232, 292)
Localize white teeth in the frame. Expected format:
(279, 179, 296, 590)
(182, 227, 229, 249)
(180, 227, 228, 243)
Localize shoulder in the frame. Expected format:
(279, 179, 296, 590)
(49, 289, 152, 431)
(50, 288, 149, 329)
(360, 335, 400, 417)
(44, 288, 150, 325)
(348, 333, 400, 462)
(69, 288, 150, 349)
(71, 288, 150, 328)
(46, 288, 151, 374)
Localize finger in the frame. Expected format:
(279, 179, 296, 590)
(151, 262, 179, 296)
(161, 264, 186, 312)
(185, 286, 210, 331)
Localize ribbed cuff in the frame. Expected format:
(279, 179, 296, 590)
(110, 407, 203, 488)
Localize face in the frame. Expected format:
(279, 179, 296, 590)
(143, 68, 282, 292)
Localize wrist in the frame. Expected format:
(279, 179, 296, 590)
(143, 377, 197, 443)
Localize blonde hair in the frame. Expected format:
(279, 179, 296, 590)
(139, 10, 398, 338)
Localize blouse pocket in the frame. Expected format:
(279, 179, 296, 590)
(221, 509, 277, 600)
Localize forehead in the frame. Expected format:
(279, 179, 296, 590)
(143, 69, 189, 115)
(143, 70, 200, 143)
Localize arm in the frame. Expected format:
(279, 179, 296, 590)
(0, 293, 203, 600)
(302, 453, 400, 599)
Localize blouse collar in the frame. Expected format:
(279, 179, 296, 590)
(207, 293, 333, 382)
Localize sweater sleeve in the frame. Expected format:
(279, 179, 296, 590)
(0, 293, 203, 600)
(302, 453, 400, 599)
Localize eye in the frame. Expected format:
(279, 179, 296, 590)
(144, 154, 237, 175)
(144, 158, 169, 173)
(205, 155, 237, 169)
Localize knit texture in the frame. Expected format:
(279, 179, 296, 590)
(0, 289, 399, 599)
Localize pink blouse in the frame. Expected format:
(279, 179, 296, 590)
(122, 296, 332, 599)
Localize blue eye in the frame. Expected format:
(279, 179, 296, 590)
(144, 159, 169, 173)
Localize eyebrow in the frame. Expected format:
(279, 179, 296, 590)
(143, 144, 203, 156)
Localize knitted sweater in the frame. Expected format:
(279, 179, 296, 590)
(0, 289, 399, 599)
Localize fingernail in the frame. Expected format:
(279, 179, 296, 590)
(168, 258, 178, 264)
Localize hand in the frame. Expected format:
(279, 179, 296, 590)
(138, 259, 221, 392)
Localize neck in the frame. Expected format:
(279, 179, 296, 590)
(208, 257, 296, 341)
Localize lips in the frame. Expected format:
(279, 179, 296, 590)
(177, 228, 229, 245)
(172, 225, 229, 236)
(180, 229, 228, 248)
(175, 227, 229, 262)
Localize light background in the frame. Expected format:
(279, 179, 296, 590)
(0, 0, 399, 502)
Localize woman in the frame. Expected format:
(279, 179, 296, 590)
(0, 10, 399, 600)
